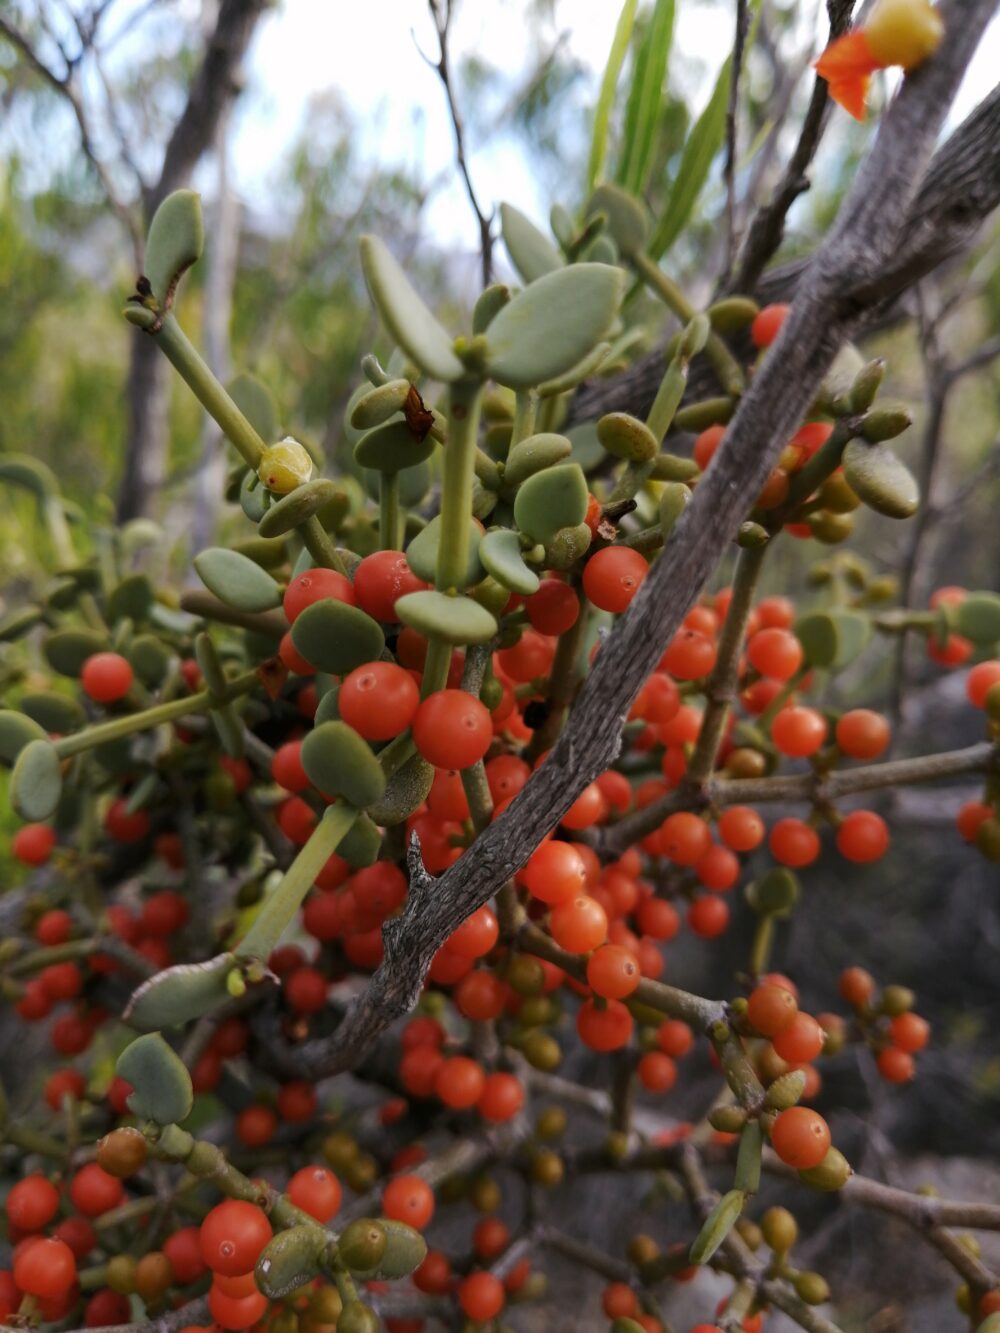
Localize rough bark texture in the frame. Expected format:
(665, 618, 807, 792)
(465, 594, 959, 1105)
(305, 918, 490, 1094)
(266, 0, 999, 1082)
(116, 0, 269, 522)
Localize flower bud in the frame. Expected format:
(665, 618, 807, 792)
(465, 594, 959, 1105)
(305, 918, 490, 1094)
(258, 437, 314, 494)
(765, 1069, 807, 1111)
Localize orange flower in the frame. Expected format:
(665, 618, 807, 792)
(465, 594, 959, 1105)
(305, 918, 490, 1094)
(815, 31, 879, 121)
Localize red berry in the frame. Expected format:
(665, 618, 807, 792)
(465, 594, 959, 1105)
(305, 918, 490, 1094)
(13, 823, 57, 866)
(770, 1107, 831, 1169)
(199, 1200, 272, 1276)
(81, 652, 133, 703)
(412, 689, 492, 769)
(6, 1175, 60, 1231)
(751, 302, 790, 349)
(283, 568, 356, 624)
(582, 547, 648, 613)
(287, 1166, 342, 1222)
(340, 661, 420, 740)
(14, 1237, 76, 1296)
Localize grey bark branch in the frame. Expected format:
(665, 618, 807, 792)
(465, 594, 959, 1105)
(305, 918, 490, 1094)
(267, 0, 998, 1082)
(570, 78, 1000, 430)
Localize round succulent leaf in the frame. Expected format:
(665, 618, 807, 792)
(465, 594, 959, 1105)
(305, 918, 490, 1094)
(406, 514, 484, 588)
(258, 480, 345, 538)
(354, 419, 437, 472)
(585, 184, 649, 258)
(301, 721, 386, 809)
(513, 463, 589, 544)
(107, 574, 154, 624)
(537, 341, 611, 398)
(479, 528, 541, 595)
(232, 536, 288, 570)
(360, 235, 464, 383)
(124, 953, 240, 1031)
(545, 522, 593, 570)
(707, 295, 759, 333)
(500, 201, 565, 283)
(794, 610, 871, 669)
(842, 441, 919, 519)
(566, 421, 605, 471)
(239, 470, 270, 523)
(119, 518, 163, 557)
(503, 433, 573, 489)
(144, 189, 204, 308)
(43, 628, 109, 678)
(11, 738, 63, 821)
(367, 752, 434, 825)
(949, 591, 1000, 645)
(483, 264, 625, 389)
(659, 482, 692, 539)
(362, 462, 431, 508)
(226, 372, 278, 446)
(349, 1220, 427, 1280)
(193, 547, 282, 613)
(255, 1227, 324, 1300)
(394, 590, 498, 645)
(350, 379, 412, 431)
(0, 710, 48, 766)
(290, 599, 385, 675)
(116, 1032, 194, 1124)
(597, 412, 658, 462)
(339, 812, 382, 867)
(20, 692, 86, 735)
(473, 283, 512, 335)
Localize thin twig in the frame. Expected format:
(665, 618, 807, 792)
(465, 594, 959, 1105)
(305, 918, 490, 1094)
(722, 0, 751, 282)
(422, 0, 493, 288)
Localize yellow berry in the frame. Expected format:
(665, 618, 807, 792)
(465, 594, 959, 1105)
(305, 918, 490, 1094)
(258, 436, 313, 494)
(864, 0, 943, 69)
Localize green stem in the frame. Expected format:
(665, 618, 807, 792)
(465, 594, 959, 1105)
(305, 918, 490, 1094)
(647, 358, 689, 444)
(5, 1122, 68, 1161)
(755, 664, 807, 733)
(379, 472, 402, 551)
(525, 591, 588, 762)
(772, 420, 853, 522)
(748, 915, 774, 978)
(420, 637, 453, 700)
(436, 377, 485, 592)
(53, 670, 259, 760)
(631, 252, 745, 398)
(300, 515, 349, 577)
(235, 803, 359, 961)
(135, 311, 265, 469)
(511, 389, 537, 447)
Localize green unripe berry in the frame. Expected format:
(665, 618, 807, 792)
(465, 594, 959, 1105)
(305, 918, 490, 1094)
(880, 985, 915, 1017)
(338, 1220, 387, 1273)
(709, 1105, 749, 1134)
(798, 1147, 852, 1192)
(536, 1106, 568, 1141)
(336, 1303, 379, 1333)
(530, 1148, 565, 1187)
(761, 1205, 798, 1254)
(794, 1271, 831, 1304)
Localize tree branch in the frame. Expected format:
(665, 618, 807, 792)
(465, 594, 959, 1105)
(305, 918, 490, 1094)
(242, 0, 998, 1083)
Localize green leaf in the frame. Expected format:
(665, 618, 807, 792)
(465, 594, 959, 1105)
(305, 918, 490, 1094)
(360, 235, 464, 383)
(949, 592, 1000, 646)
(395, 590, 498, 645)
(472, 284, 511, 335)
(499, 203, 565, 284)
(346, 1220, 427, 1280)
(193, 548, 282, 613)
(484, 265, 625, 389)
(0, 453, 58, 498)
(116, 1033, 194, 1124)
(842, 441, 919, 519)
(301, 722, 386, 808)
(597, 412, 658, 462)
(514, 463, 589, 544)
(406, 514, 484, 588)
(228, 373, 278, 445)
(648, 55, 731, 261)
(11, 738, 62, 821)
(480, 529, 541, 596)
(339, 812, 382, 867)
(0, 710, 48, 766)
(144, 189, 204, 309)
(0, 606, 44, 642)
(618, 0, 675, 195)
(43, 628, 108, 677)
(588, 0, 639, 193)
(689, 1188, 745, 1265)
(368, 752, 434, 826)
(350, 379, 412, 431)
(107, 574, 154, 624)
(794, 610, 871, 670)
(354, 419, 437, 473)
(503, 433, 573, 488)
(291, 599, 385, 675)
(128, 635, 172, 689)
(20, 692, 86, 736)
(124, 953, 239, 1030)
(735, 1120, 763, 1194)
(258, 480, 345, 538)
(256, 1227, 325, 1299)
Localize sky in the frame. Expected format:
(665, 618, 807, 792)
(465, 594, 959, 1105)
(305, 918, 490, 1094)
(228, 0, 1000, 251)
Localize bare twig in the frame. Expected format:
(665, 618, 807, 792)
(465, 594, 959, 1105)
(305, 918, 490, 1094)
(732, 0, 856, 292)
(722, 0, 751, 281)
(422, 0, 493, 289)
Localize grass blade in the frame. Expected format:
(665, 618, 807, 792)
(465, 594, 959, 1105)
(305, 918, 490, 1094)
(617, 0, 675, 196)
(587, 0, 639, 195)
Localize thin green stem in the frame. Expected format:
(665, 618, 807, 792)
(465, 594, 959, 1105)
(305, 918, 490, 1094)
(631, 252, 745, 398)
(300, 515, 349, 577)
(53, 670, 259, 760)
(379, 472, 402, 551)
(234, 803, 358, 960)
(511, 389, 537, 447)
(525, 591, 588, 762)
(436, 377, 485, 591)
(136, 311, 265, 469)
(748, 915, 774, 978)
(647, 359, 689, 444)
(420, 637, 453, 700)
